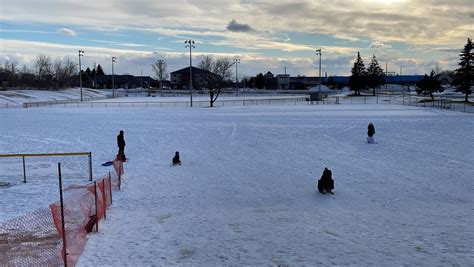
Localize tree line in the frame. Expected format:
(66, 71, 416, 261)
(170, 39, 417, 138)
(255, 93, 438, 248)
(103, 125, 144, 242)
(0, 54, 105, 90)
(347, 38, 473, 102)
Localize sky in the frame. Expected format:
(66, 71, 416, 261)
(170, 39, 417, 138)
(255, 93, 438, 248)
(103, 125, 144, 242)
(0, 0, 473, 78)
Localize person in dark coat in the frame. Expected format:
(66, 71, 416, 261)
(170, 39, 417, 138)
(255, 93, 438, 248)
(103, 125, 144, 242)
(317, 167, 334, 194)
(172, 151, 181, 166)
(117, 130, 126, 157)
(367, 122, 376, 144)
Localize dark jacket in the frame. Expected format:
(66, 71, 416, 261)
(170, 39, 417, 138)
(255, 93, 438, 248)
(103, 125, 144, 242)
(117, 133, 125, 148)
(172, 152, 181, 165)
(368, 123, 375, 137)
(318, 168, 334, 192)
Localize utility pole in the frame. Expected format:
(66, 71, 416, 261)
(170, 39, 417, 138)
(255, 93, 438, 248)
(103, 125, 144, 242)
(185, 40, 195, 107)
(78, 50, 84, 101)
(233, 57, 240, 96)
(112, 57, 116, 98)
(316, 49, 322, 93)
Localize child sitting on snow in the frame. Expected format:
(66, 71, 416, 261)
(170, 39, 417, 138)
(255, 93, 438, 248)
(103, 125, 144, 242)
(318, 167, 335, 194)
(172, 151, 181, 166)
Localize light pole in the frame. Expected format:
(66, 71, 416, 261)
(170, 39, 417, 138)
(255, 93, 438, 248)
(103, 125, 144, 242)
(112, 57, 116, 98)
(233, 58, 240, 96)
(157, 59, 165, 97)
(315, 49, 322, 94)
(185, 39, 195, 107)
(78, 50, 84, 101)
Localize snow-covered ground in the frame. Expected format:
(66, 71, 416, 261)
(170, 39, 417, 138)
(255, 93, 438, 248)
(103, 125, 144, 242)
(0, 88, 113, 107)
(1, 101, 473, 265)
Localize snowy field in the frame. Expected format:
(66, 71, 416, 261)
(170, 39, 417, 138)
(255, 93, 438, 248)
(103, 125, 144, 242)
(1, 103, 473, 265)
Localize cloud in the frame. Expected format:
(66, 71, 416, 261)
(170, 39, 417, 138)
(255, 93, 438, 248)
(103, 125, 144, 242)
(57, 28, 77, 37)
(226, 19, 255, 33)
(369, 41, 392, 49)
(3, 1, 471, 49)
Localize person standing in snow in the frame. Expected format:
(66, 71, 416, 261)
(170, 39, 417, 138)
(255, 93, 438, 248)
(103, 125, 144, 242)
(117, 130, 126, 158)
(367, 122, 376, 144)
(172, 151, 181, 166)
(317, 167, 335, 194)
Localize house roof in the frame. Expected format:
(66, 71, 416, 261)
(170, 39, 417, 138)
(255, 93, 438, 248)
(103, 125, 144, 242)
(171, 66, 214, 76)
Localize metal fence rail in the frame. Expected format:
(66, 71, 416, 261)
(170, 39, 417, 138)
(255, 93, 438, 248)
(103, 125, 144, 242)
(322, 94, 474, 113)
(22, 93, 126, 108)
(23, 96, 308, 108)
(0, 152, 93, 183)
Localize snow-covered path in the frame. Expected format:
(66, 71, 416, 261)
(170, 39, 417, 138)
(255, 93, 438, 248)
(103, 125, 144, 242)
(1, 104, 473, 265)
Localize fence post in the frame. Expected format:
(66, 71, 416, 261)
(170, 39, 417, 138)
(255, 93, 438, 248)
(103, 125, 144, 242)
(22, 156, 27, 183)
(57, 163, 68, 267)
(108, 171, 113, 205)
(88, 152, 93, 182)
(102, 179, 107, 220)
(94, 181, 99, 232)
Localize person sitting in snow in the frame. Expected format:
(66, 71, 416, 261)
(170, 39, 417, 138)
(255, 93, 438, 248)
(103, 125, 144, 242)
(172, 151, 181, 166)
(367, 122, 376, 144)
(318, 167, 335, 194)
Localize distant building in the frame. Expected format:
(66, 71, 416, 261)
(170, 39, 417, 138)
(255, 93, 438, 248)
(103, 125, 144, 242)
(289, 76, 321, 90)
(264, 71, 278, 89)
(170, 67, 217, 89)
(435, 73, 453, 86)
(276, 74, 290, 89)
(95, 75, 152, 89)
(384, 75, 425, 85)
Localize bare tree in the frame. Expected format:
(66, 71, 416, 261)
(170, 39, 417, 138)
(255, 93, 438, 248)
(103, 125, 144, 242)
(151, 59, 168, 95)
(199, 55, 233, 107)
(0, 61, 18, 88)
(34, 54, 52, 84)
(53, 57, 77, 89)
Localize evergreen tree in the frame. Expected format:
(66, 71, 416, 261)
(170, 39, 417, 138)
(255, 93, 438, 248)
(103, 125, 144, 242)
(416, 70, 441, 100)
(349, 52, 367, 95)
(366, 55, 385, 96)
(84, 67, 92, 81)
(453, 38, 473, 102)
(255, 73, 265, 89)
(96, 64, 105, 75)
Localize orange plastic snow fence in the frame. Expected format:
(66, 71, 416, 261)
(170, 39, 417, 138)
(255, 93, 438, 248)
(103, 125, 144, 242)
(50, 175, 114, 266)
(0, 174, 118, 266)
(0, 160, 123, 266)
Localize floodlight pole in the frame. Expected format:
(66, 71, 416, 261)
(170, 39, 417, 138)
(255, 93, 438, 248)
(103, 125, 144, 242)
(78, 50, 84, 101)
(185, 40, 195, 107)
(233, 58, 240, 96)
(112, 57, 116, 98)
(316, 49, 322, 94)
(157, 59, 165, 97)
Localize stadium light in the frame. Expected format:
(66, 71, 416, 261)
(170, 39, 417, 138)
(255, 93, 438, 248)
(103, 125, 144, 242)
(185, 39, 195, 107)
(316, 49, 322, 94)
(233, 58, 240, 96)
(78, 50, 84, 101)
(112, 57, 116, 98)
